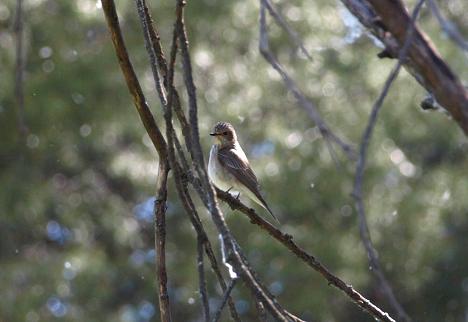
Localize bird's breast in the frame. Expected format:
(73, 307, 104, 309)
(208, 145, 234, 191)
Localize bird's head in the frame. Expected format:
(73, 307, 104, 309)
(210, 122, 237, 146)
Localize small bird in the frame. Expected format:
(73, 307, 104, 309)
(208, 122, 279, 223)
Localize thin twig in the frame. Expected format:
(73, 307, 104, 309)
(135, 0, 168, 108)
(215, 188, 396, 322)
(427, 0, 468, 51)
(198, 237, 211, 322)
(259, 0, 355, 161)
(352, 1, 426, 321)
(14, 0, 28, 136)
(263, 0, 312, 60)
(211, 279, 237, 322)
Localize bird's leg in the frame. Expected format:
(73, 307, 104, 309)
(225, 187, 233, 193)
(235, 192, 241, 200)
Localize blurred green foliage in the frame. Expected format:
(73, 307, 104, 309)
(1, 0, 467, 321)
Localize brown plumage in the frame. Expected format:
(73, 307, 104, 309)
(208, 122, 279, 223)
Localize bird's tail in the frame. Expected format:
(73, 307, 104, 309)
(264, 203, 280, 224)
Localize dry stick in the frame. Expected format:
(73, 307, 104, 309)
(258, 0, 355, 162)
(341, 0, 468, 135)
(262, 0, 312, 60)
(197, 237, 211, 322)
(100, 2, 172, 321)
(142, 2, 196, 163)
(427, 0, 468, 52)
(155, 160, 172, 322)
(352, 1, 426, 321)
(176, 1, 295, 320)
(211, 278, 237, 322)
(215, 188, 396, 322)
(135, 0, 167, 108)
(14, 0, 27, 136)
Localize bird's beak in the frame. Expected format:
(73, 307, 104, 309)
(210, 133, 218, 136)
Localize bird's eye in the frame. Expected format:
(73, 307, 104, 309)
(223, 131, 228, 135)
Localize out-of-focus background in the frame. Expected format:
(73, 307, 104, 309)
(1, 0, 467, 321)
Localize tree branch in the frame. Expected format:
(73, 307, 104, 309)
(100, 0, 167, 156)
(154, 160, 172, 322)
(197, 237, 211, 322)
(215, 188, 396, 322)
(211, 278, 237, 322)
(352, 1, 426, 321)
(341, 0, 468, 135)
(259, 0, 355, 162)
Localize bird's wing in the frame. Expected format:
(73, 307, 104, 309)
(218, 147, 279, 223)
(217, 146, 259, 193)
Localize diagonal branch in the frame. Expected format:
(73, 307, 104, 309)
(215, 188, 396, 322)
(427, 0, 468, 52)
(259, 0, 355, 161)
(340, 0, 468, 135)
(211, 278, 237, 322)
(352, 1, 426, 321)
(101, 1, 172, 320)
(100, 0, 167, 156)
(262, 0, 312, 60)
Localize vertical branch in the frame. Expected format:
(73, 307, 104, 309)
(197, 237, 210, 322)
(100, 1, 171, 320)
(155, 161, 172, 322)
(135, 0, 167, 108)
(352, 1, 425, 321)
(14, 0, 28, 136)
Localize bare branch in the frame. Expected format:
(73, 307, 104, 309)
(135, 0, 168, 108)
(352, 1, 426, 321)
(259, 0, 355, 161)
(427, 0, 468, 52)
(197, 237, 211, 322)
(262, 0, 312, 60)
(215, 188, 396, 322)
(211, 278, 237, 322)
(340, 0, 468, 135)
(154, 161, 172, 322)
(100, 0, 167, 156)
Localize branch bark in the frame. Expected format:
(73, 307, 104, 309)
(215, 188, 396, 322)
(155, 161, 172, 322)
(341, 0, 468, 135)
